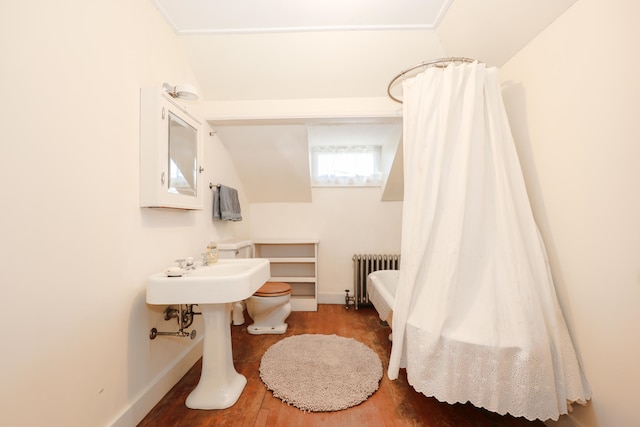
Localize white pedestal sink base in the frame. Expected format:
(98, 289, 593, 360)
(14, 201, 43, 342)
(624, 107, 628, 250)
(185, 303, 246, 410)
(146, 258, 270, 409)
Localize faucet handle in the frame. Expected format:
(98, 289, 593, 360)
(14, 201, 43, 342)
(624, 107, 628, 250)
(175, 258, 186, 268)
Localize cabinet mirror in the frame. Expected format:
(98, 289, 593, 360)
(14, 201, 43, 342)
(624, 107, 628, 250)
(168, 111, 198, 197)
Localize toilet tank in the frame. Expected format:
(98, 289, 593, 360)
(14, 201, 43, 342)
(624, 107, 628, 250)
(217, 239, 253, 259)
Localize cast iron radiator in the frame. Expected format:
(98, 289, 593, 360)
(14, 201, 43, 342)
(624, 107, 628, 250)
(351, 254, 400, 309)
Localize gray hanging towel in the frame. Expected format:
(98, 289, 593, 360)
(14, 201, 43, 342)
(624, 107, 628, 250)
(213, 185, 242, 221)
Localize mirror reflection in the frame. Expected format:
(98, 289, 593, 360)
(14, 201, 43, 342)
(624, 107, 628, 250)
(168, 111, 198, 197)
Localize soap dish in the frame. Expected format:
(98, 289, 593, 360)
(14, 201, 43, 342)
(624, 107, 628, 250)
(164, 267, 186, 277)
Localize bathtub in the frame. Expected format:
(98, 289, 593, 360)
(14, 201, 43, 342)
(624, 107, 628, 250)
(367, 270, 399, 330)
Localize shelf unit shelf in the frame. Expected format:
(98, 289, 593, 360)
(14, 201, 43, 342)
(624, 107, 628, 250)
(270, 276, 316, 283)
(253, 239, 319, 312)
(266, 257, 314, 263)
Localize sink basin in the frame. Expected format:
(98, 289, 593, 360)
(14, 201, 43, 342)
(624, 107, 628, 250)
(145, 257, 270, 410)
(146, 258, 270, 305)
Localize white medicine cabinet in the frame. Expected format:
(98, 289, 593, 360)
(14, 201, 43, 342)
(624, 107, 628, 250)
(139, 87, 204, 210)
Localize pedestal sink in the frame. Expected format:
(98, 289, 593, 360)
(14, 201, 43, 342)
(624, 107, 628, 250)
(146, 258, 270, 410)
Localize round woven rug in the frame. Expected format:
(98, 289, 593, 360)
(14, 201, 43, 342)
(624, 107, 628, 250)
(259, 334, 383, 412)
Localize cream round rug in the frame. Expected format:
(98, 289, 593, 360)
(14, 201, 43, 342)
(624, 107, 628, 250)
(259, 334, 383, 412)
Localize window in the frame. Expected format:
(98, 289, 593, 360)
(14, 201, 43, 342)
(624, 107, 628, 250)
(310, 145, 381, 186)
(307, 122, 402, 187)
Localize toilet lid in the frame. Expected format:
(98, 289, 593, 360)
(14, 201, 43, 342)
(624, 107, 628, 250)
(254, 282, 292, 297)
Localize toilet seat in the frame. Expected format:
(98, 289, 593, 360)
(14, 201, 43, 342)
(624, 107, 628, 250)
(254, 282, 292, 297)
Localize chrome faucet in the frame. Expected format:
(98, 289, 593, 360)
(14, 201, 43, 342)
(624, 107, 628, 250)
(201, 252, 210, 266)
(176, 257, 196, 270)
(184, 257, 196, 270)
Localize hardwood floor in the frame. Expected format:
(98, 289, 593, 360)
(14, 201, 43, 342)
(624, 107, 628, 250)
(139, 305, 544, 427)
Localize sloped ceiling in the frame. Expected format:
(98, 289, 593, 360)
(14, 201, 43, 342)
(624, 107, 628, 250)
(153, 0, 577, 101)
(179, 29, 447, 101)
(151, 0, 578, 202)
(437, 0, 580, 67)
(214, 124, 312, 203)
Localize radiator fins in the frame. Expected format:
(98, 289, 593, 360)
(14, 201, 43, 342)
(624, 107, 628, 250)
(352, 254, 400, 309)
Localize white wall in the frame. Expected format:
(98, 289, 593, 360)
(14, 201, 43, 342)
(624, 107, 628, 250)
(500, 1, 640, 426)
(6, 1, 636, 426)
(250, 188, 402, 302)
(0, 1, 249, 426)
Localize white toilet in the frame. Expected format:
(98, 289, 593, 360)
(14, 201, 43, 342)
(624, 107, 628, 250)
(217, 239, 292, 334)
(246, 281, 292, 335)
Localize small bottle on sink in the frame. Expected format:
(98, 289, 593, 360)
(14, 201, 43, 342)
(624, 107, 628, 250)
(206, 242, 218, 265)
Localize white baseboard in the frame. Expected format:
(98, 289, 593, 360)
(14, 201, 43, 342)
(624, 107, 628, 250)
(109, 337, 203, 427)
(544, 414, 582, 427)
(318, 292, 350, 305)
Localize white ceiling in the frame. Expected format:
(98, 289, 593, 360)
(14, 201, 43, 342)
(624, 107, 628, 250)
(152, 0, 454, 34)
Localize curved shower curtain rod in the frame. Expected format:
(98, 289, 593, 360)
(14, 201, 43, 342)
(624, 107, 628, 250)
(386, 57, 481, 103)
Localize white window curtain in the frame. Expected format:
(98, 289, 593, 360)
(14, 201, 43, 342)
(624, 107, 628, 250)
(310, 145, 381, 186)
(388, 61, 591, 421)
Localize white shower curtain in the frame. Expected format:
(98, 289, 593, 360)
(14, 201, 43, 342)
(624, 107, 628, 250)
(388, 62, 591, 421)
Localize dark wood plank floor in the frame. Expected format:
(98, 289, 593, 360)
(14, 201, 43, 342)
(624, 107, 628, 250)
(139, 304, 544, 427)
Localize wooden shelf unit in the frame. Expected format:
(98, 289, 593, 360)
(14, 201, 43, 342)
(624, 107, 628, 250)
(253, 239, 318, 312)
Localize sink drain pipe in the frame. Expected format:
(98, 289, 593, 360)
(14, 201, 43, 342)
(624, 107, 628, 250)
(149, 304, 200, 340)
